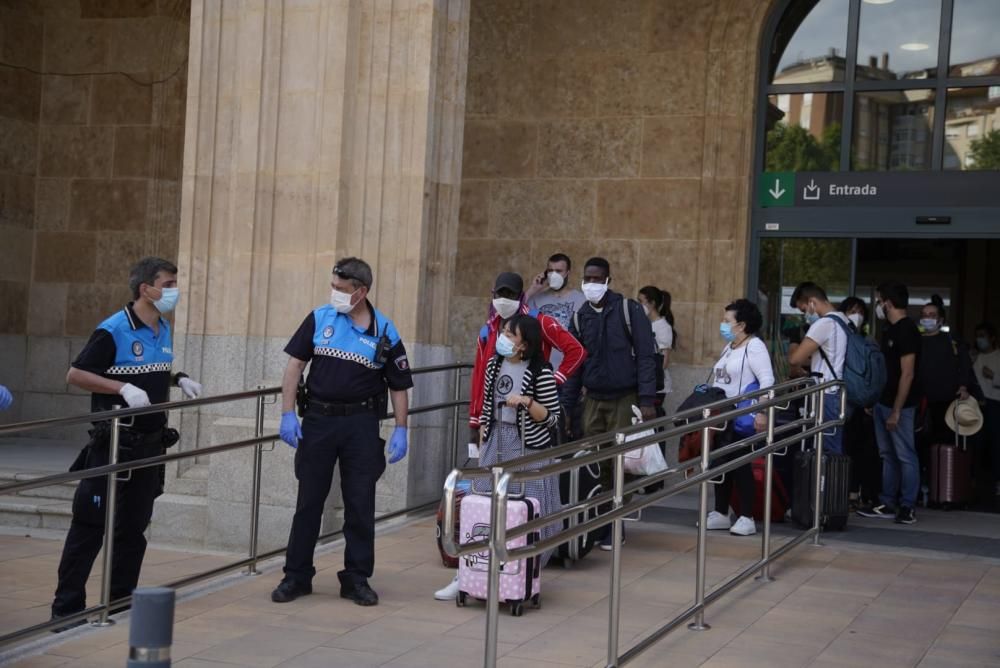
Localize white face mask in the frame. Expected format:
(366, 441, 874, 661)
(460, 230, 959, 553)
(330, 287, 358, 314)
(875, 303, 886, 321)
(581, 279, 609, 304)
(547, 271, 565, 291)
(848, 313, 864, 331)
(492, 297, 520, 320)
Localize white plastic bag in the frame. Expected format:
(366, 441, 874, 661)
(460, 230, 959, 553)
(623, 405, 669, 476)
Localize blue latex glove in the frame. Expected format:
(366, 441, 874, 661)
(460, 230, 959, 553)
(280, 411, 302, 448)
(0, 385, 11, 411)
(387, 426, 408, 464)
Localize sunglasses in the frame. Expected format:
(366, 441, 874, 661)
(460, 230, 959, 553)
(333, 267, 367, 287)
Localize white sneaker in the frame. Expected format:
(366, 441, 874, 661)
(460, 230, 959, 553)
(434, 575, 460, 601)
(730, 516, 757, 536)
(705, 511, 731, 530)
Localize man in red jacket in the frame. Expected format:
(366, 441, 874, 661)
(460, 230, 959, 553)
(467, 272, 586, 448)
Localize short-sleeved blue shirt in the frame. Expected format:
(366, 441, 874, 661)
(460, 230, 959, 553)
(284, 301, 413, 403)
(72, 303, 174, 431)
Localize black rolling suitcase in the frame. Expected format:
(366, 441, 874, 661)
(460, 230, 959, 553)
(792, 450, 850, 531)
(556, 451, 603, 564)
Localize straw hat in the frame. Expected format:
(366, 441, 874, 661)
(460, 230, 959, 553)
(945, 397, 984, 437)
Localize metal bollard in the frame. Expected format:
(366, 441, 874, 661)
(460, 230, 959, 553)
(94, 412, 122, 627)
(127, 587, 175, 667)
(688, 411, 712, 631)
(451, 366, 463, 470)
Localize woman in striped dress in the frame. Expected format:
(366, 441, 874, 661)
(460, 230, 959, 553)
(434, 314, 563, 600)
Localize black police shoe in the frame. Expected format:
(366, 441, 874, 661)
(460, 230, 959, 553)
(340, 581, 379, 606)
(270, 579, 312, 603)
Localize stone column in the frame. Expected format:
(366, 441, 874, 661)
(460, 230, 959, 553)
(154, 0, 469, 551)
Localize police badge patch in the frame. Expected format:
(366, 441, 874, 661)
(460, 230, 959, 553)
(395, 355, 409, 371)
(132, 341, 144, 357)
(323, 326, 334, 338)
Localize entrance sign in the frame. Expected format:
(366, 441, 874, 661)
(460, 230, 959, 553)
(759, 172, 794, 207)
(759, 172, 1000, 208)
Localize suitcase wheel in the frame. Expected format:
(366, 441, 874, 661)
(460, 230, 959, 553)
(531, 594, 541, 609)
(455, 591, 467, 608)
(510, 601, 524, 617)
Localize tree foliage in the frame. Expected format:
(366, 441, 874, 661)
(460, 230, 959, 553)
(765, 122, 841, 172)
(968, 129, 1000, 170)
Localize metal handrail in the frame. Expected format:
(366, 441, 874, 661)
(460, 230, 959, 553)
(0, 361, 472, 647)
(442, 377, 847, 668)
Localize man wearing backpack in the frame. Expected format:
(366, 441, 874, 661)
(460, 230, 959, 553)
(858, 281, 920, 525)
(564, 257, 657, 550)
(789, 282, 853, 455)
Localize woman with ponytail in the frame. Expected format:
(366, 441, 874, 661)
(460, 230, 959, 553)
(638, 286, 675, 413)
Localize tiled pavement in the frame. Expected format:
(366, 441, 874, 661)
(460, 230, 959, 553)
(2, 516, 999, 668)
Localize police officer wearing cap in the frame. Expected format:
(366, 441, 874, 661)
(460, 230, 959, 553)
(50, 257, 202, 629)
(272, 257, 412, 607)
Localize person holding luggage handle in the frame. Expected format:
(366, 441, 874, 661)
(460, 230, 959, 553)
(435, 314, 562, 601)
(788, 282, 853, 456)
(703, 299, 774, 537)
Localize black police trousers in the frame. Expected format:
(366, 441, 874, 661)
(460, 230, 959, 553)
(283, 410, 386, 588)
(51, 437, 164, 617)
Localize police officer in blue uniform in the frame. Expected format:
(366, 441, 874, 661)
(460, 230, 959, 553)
(272, 257, 412, 607)
(50, 257, 202, 628)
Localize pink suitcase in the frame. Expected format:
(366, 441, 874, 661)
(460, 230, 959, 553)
(456, 492, 541, 616)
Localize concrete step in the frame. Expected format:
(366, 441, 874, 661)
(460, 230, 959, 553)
(169, 464, 208, 497)
(149, 493, 208, 549)
(0, 494, 72, 530)
(0, 471, 77, 501)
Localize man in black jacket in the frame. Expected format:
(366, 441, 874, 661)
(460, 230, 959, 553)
(565, 257, 658, 549)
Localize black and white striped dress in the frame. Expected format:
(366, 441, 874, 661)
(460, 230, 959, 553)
(474, 355, 563, 564)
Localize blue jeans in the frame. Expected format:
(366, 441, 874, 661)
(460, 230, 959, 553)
(873, 403, 918, 509)
(819, 390, 850, 456)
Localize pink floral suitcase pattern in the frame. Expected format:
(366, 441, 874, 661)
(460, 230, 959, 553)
(457, 493, 541, 613)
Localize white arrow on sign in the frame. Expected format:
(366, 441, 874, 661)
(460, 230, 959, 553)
(768, 179, 786, 199)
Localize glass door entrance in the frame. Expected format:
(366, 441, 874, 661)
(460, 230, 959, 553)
(756, 238, 853, 378)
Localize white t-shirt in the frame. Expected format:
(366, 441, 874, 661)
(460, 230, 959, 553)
(712, 337, 775, 399)
(650, 319, 673, 351)
(496, 359, 528, 423)
(974, 349, 1000, 402)
(804, 312, 850, 393)
(651, 319, 674, 395)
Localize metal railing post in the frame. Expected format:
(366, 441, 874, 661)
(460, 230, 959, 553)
(93, 412, 121, 627)
(756, 391, 777, 583)
(813, 390, 826, 546)
(606, 449, 626, 666)
(688, 410, 712, 631)
(246, 387, 266, 575)
(483, 466, 504, 668)
(451, 366, 462, 470)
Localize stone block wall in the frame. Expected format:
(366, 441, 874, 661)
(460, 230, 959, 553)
(0, 0, 190, 431)
(453, 0, 774, 376)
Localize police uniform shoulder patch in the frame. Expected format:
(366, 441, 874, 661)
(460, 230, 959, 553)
(132, 341, 144, 357)
(395, 355, 409, 371)
(323, 325, 334, 339)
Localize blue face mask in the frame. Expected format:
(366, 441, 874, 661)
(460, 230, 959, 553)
(496, 333, 517, 358)
(720, 322, 736, 343)
(805, 311, 820, 325)
(153, 287, 180, 314)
